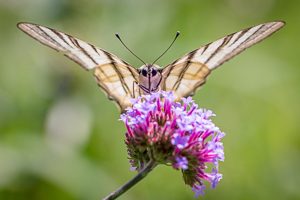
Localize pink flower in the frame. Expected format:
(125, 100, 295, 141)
(120, 91, 225, 196)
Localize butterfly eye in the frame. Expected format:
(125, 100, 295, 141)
(141, 69, 148, 77)
(151, 69, 157, 76)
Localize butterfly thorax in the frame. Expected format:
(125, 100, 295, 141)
(138, 64, 162, 94)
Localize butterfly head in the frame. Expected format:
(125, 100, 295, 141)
(138, 64, 161, 77)
(138, 64, 162, 93)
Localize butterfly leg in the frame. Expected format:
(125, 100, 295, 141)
(134, 81, 150, 95)
(133, 81, 139, 98)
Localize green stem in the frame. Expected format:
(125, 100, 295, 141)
(102, 160, 157, 200)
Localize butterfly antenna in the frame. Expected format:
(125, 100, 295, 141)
(115, 33, 146, 65)
(151, 31, 180, 65)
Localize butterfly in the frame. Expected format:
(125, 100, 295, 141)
(17, 21, 285, 112)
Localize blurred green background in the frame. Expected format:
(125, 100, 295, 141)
(0, 0, 299, 199)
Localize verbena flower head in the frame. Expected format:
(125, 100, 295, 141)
(120, 91, 225, 197)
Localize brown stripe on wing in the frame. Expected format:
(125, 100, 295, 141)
(102, 50, 133, 97)
(203, 34, 233, 65)
(172, 49, 198, 91)
(93, 73, 124, 111)
(119, 57, 131, 66)
(50, 28, 74, 48)
(239, 24, 270, 47)
(185, 64, 211, 97)
(94, 63, 111, 81)
(124, 64, 139, 83)
(34, 26, 65, 51)
(232, 25, 264, 48)
(166, 48, 198, 74)
(93, 63, 137, 112)
(200, 41, 212, 55)
(57, 34, 97, 70)
(89, 43, 106, 58)
(72, 38, 98, 65)
(228, 27, 252, 47)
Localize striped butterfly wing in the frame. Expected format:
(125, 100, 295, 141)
(161, 21, 285, 99)
(18, 22, 139, 112)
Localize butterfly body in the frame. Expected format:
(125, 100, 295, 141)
(137, 64, 162, 94)
(17, 21, 285, 112)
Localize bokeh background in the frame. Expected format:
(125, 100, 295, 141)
(0, 0, 299, 199)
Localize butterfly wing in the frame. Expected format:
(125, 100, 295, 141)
(161, 21, 285, 99)
(18, 22, 139, 112)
